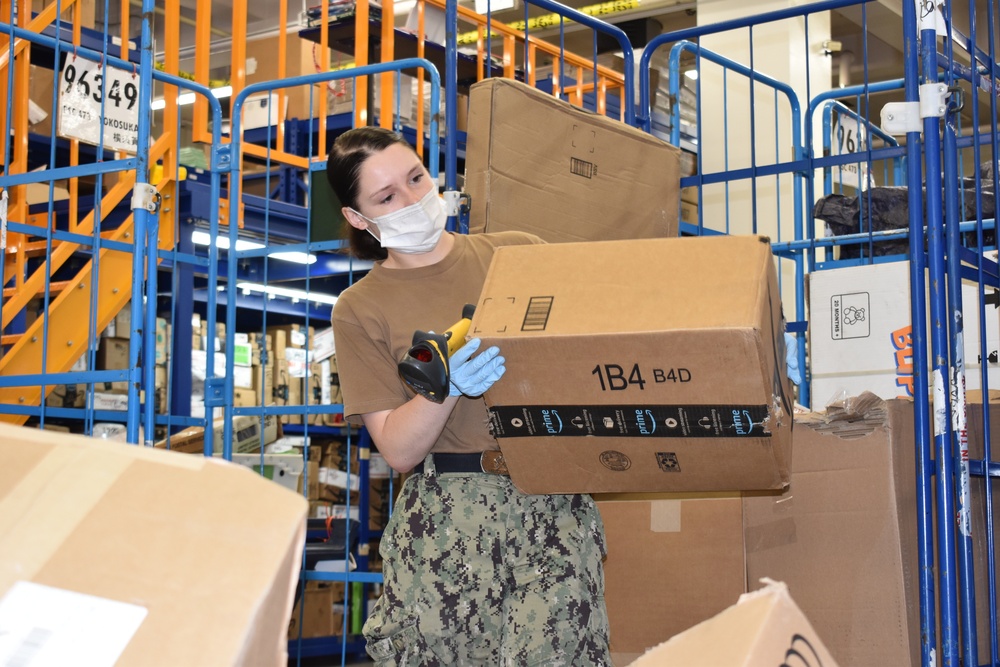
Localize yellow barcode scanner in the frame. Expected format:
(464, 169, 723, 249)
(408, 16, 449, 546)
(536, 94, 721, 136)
(398, 304, 476, 402)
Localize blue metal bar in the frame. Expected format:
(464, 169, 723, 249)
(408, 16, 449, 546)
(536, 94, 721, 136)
(769, 217, 998, 255)
(0, 369, 129, 388)
(304, 571, 385, 584)
(232, 405, 343, 417)
(981, 1, 1000, 662)
(0, 159, 137, 187)
(920, 14, 961, 665)
(123, 0, 157, 444)
(34, 0, 69, 431)
(942, 53, 979, 667)
(1, 222, 134, 252)
(444, 0, 457, 202)
(901, 1, 936, 661)
(968, 460, 1000, 478)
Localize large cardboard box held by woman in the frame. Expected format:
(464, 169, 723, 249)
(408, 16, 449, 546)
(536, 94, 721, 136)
(472, 234, 794, 494)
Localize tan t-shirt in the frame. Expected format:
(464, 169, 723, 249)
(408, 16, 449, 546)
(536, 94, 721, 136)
(331, 231, 544, 454)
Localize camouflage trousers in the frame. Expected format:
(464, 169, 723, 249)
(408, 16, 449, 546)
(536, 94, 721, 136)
(363, 454, 610, 666)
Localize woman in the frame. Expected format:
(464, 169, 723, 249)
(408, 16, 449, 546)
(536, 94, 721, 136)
(327, 126, 611, 666)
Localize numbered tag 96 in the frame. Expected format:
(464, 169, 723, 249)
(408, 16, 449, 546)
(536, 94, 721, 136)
(58, 57, 140, 154)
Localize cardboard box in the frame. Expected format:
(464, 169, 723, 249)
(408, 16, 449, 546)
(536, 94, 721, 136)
(288, 582, 335, 640)
(627, 581, 838, 667)
(0, 424, 307, 666)
(233, 387, 258, 407)
(312, 326, 336, 363)
(744, 399, 1000, 665)
(254, 363, 275, 404)
(809, 261, 1000, 406)
(153, 413, 281, 455)
(229, 453, 304, 495)
(465, 77, 681, 243)
(679, 200, 698, 227)
(744, 402, 918, 665)
(96, 337, 131, 370)
(597, 496, 746, 666)
(46, 384, 86, 409)
(471, 235, 794, 494)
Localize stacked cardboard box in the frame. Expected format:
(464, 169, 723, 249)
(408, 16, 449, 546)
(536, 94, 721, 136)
(153, 413, 281, 455)
(627, 581, 838, 666)
(679, 186, 699, 228)
(288, 582, 347, 640)
(1, 423, 307, 665)
(808, 260, 1000, 405)
(597, 494, 746, 666)
(743, 399, 1000, 665)
(465, 77, 681, 243)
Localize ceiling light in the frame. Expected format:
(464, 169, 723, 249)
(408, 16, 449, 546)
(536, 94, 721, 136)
(684, 69, 699, 81)
(237, 283, 338, 306)
(270, 251, 318, 265)
(191, 231, 317, 264)
(151, 85, 232, 111)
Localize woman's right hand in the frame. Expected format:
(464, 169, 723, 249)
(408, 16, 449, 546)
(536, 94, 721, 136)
(448, 338, 506, 397)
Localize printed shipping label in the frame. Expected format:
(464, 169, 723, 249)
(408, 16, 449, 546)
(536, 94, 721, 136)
(0, 581, 147, 667)
(488, 404, 770, 439)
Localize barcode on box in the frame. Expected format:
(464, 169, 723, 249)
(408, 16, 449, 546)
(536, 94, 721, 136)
(570, 157, 595, 179)
(6, 627, 52, 667)
(521, 297, 554, 332)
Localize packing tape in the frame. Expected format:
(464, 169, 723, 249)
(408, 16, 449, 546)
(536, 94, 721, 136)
(649, 499, 681, 533)
(0, 445, 132, 592)
(0, 429, 207, 592)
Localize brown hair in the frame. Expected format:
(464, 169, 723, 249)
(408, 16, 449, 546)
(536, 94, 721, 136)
(326, 127, 416, 260)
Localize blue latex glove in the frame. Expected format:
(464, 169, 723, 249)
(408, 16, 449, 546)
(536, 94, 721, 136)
(784, 332, 802, 386)
(448, 338, 506, 397)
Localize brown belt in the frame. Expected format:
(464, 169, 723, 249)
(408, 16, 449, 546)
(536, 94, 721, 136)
(413, 451, 509, 476)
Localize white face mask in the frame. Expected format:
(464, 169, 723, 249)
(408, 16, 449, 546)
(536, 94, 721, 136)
(354, 188, 448, 254)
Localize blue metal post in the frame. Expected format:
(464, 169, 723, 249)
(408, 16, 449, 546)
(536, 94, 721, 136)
(902, 0, 936, 662)
(125, 0, 158, 444)
(919, 12, 961, 666)
(171, 222, 195, 424)
(941, 47, 978, 667)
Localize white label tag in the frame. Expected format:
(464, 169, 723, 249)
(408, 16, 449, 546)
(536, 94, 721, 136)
(57, 58, 140, 153)
(0, 582, 147, 667)
(831, 115, 872, 191)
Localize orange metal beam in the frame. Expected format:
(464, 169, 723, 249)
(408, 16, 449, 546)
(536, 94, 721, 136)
(161, 0, 180, 245)
(240, 143, 311, 170)
(119, 0, 129, 65)
(230, 0, 247, 231)
(192, 0, 212, 142)
(318, 0, 330, 151)
(275, 0, 287, 150)
(415, 1, 425, 159)
(379, 0, 395, 130)
(354, 0, 369, 128)
(3, 280, 72, 299)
